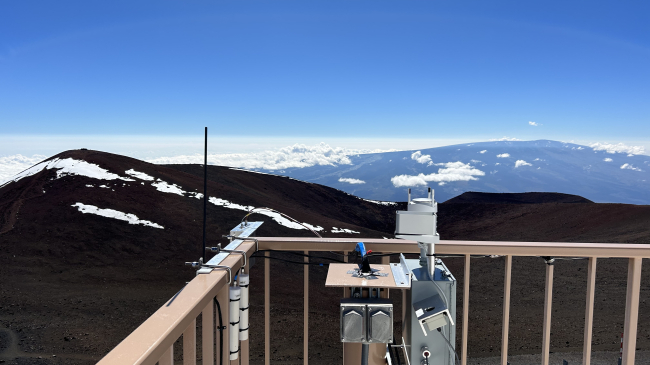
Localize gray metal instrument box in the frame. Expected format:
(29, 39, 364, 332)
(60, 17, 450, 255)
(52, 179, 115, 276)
(340, 298, 393, 344)
(403, 259, 456, 365)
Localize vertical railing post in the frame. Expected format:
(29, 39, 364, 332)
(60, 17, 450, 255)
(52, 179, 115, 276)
(265, 251, 270, 365)
(160, 345, 173, 365)
(183, 319, 197, 365)
(501, 255, 512, 365)
(462, 254, 470, 365)
(304, 250, 309, 365)
(582, 257, 597, 365)
(622, 257, 642, 365)
(541, 262, 554, 365)
(216, 285, 230, 365)
(203, 301, 214, 365)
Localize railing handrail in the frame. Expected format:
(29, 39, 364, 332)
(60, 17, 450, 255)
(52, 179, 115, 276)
(255, 237, 650, 258)
(96, 237, 650, 365)
(97, 241, 255, 365)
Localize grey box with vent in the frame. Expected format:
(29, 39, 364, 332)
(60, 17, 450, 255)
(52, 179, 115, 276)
(340, 298, 393, 344)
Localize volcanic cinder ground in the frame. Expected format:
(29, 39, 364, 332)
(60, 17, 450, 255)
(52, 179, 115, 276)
(1, 149, 650, 365)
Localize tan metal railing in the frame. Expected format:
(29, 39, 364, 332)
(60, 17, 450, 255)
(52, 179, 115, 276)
(97, 238, 650, 365)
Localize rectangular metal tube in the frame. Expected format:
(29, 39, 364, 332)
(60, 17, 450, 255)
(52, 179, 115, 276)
(501, 255, 512, 365)
(265, 251, 270, 365)
(462, 254, 470, 365)
(541, 264, 554, 365)
(159, 346, 173, 365)
(304, 251, 309, 365)
(203, 302, 214, 365)
(183, 319, 196, 365)
(582, 257, 597, 365)
(622, 258, 642, 365)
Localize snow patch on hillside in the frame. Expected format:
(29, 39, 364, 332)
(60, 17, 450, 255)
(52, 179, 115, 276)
(332, 227, 360, 234)
(362, 198, 397, 206)
(151, 180, 186, 196)
(1, 158, 135, 188)
(208, 197, 324, 232)
(71, 203, 164, 229)
(125, 169, 155, 181)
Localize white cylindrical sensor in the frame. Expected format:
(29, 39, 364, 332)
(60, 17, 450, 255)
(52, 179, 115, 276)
(229, 286, 241, 360)
(238, 274, 250, 341)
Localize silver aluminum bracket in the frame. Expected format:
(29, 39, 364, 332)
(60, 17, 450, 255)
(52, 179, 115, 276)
(389, 253, 412, 288)
(199, 221, 263, 274)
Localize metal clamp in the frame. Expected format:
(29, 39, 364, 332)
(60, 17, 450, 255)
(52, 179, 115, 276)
(185, 258, 204, 269)
(542, 256, 555, 265)
(202, 264, 233, 285)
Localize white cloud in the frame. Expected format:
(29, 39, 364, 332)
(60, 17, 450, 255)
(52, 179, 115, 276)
(0, 154, 47, 185)
(411, 151, 432, 164)
(515, 160, 532, 168)
(390, 162, 485, 187)
(621, 163, 643, 172)
(479, 150, 487, 154)
(591, 142, 645, 156)
(603, 158, 613, 162)
(497, 153, 510, 158)
(528, 121, 540, 126)
(470, 159, 481, 163)
(146, 143, 395, 170)
(495, 163, 500, 165)
(339, 177, 366, 184)
(490, 137, 522, 141)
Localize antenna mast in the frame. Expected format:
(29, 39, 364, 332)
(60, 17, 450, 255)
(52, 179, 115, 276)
(202, 127, 208, 262)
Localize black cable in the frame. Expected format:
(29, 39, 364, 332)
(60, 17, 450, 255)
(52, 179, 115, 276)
(254, 250, 346, 263)
(366, 252, 403, 258)
(437, 328, 460, 365)
(250, 254, 332, 266)
(214, 297, 225, 365)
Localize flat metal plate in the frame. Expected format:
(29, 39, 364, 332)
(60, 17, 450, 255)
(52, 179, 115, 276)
(202, 221, 263, 271)
(389, 254, 411, 288)
(326, 263, 402, 288)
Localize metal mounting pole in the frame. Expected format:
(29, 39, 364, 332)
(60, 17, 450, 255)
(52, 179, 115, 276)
(202, 127, 208, 263)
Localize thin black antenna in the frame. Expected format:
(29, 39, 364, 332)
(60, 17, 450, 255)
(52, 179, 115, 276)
(202, 127, 208, 262)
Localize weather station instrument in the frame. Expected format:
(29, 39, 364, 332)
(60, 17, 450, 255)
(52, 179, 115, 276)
(326, 187, 457, 365)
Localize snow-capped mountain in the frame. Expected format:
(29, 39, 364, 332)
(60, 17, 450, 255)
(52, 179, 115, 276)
(254, 140, 650, 204)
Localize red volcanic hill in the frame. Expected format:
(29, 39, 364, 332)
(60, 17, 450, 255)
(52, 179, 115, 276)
(1, 149, 650, 364)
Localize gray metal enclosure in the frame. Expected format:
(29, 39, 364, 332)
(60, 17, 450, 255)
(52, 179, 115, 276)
(403, 259, 457, 365)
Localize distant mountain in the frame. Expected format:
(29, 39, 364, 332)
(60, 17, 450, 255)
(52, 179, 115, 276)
(252, 140, 650, 205)
(444, 191, 593, 204)
(2, 149, 650, 364)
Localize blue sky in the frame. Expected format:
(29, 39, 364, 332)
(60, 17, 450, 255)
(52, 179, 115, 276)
(1, 0, 649, 157)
